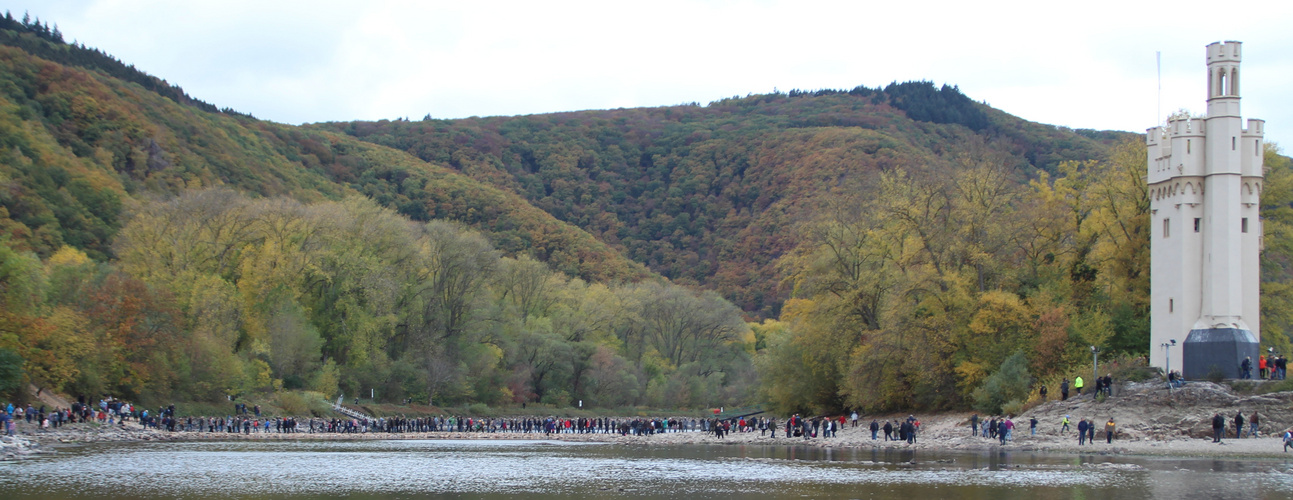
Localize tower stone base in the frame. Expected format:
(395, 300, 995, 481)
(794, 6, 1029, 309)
(1182, 328, 1258, 380)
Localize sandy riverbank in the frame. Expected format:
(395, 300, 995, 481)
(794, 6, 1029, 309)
(13, 381, 1293, 460)
(12, 414, 1293, 460)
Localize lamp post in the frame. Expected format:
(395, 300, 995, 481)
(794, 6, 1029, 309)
(1091, 346, 1100, 392)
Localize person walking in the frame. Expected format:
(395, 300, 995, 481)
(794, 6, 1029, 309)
(1234, 411, 1246, 438)
(1061, 379, 1070, 401)
(1039, 385, 1048, 401)
(1029, 416, 1038, 436)
(851, 411, 858, 428)
(869, 419, 879, 440)
(1074, 376, 1084, 396)
(1061, 415, 1070, 434)
(1105, 418, 1116, 444)
(970, 414, 979, 437)
(1249, 411, 1260, 438)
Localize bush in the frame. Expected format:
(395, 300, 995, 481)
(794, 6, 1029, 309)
(468, 403, 492, 417)
(1105, 355, 1159, 383)
(972, 352, 1032, 415)
(1000, 399, 1025, 417)
(0, 348, 24, 399)
(277, 392, 308, 415)
(540, 390, 570, 408)
(1206, 365, 1226, 383)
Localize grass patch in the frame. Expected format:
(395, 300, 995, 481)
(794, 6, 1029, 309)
(1256, 378, 1293, 394)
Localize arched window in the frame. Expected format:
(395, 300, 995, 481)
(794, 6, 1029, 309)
(1230, 68, 1239, 96)
(1219, 70, 1229, 97)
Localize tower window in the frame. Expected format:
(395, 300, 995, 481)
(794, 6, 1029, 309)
(1187, 139, 1191, 154)
(1194, 218, 1201, 232)
(1164, 218, 1170, 238)
(1170, 298, 1174, 313)
(1233, 137, 1237, 150)
(1242, 218, 1249, 233)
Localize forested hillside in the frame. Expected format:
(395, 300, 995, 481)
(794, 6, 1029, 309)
(0, 15, 764, 410)
(324, 84, 1132, 316)
(0, 13, 646, 283)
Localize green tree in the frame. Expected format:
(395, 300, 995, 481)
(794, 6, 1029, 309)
(971, 351, 1032, 415)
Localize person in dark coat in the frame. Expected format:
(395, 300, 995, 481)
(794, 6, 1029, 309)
(1212, 413, 1226, 443)
(1077, 418, 1088, 445)
(1235, 411, 1246, 438)
(1060, 379, 1070, 401)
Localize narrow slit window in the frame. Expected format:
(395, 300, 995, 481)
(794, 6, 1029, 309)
(1164, 218, 1170, 238)
(1170, 298, 1174, 313)
(1194, 218, 1201, 232)
(1233, 137, 1237, 150)
(1187, 139, 1191, 154)
(1242, 218, 1249, 233)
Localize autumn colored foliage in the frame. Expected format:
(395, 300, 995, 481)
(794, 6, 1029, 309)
(3, 16, 1293, 416)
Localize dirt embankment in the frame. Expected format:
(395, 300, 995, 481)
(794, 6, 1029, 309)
(1021, 380, 1293, 440)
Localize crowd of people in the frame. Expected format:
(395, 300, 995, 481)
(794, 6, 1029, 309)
(168, 412, 715, 437)
(0, 397, 144, 435)
(7, 391, 1293, 453)
(1243, 355, 1288, 380)
(1210, 410, 1263, 442)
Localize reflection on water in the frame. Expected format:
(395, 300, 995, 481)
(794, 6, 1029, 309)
(0, 439, 1291, 499)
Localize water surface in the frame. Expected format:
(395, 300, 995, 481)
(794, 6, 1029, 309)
(2, 439, 1291, 499)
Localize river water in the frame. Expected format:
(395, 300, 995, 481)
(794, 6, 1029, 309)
(1, 438, 1291, 499)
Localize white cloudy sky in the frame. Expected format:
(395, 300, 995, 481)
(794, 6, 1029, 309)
(12, 0, 1293, 147)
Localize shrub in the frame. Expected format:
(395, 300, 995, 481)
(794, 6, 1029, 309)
(972, 352, 1032, 415)
(277, 392, 308, 415)
(1206, 365, 1226, 383)
(468, 403, 492, 417)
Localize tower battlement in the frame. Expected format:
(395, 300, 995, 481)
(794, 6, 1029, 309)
(1206, 41, 1242, 63)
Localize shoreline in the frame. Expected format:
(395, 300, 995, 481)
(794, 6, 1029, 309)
(15, 418, 1293, 461)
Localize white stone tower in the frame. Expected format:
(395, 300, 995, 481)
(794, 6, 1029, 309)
(1147, 41, 1264, 378)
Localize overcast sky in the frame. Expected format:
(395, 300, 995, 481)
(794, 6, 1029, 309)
(12, 0, 1293, 147)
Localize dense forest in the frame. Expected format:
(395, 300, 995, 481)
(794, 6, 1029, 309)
(1, 191, 753, 407)
(757, 144, 1293, 415)
(321, 83, 1131, 317)
(2, 14, 1292, 416)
